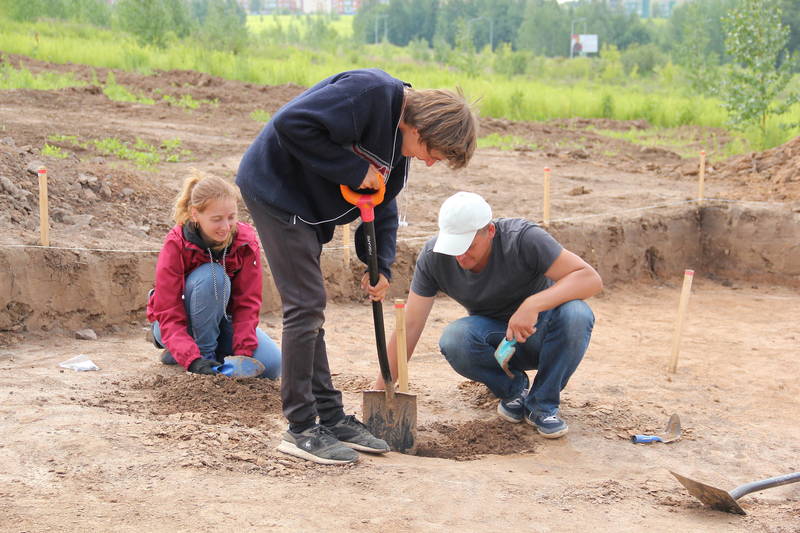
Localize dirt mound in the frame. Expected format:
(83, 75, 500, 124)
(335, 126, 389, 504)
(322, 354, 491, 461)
(0, 139, 174, 249)
(84, 373, 357, 478)
(709, 135, 800, 201)
(478, 116, 686, 175)
(417, 419, 538, 460)
(132, 373, 282, 424)
(89, 373, 282, 427)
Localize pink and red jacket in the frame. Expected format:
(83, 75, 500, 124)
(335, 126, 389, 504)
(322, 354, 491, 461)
(147, 222, 263, 369)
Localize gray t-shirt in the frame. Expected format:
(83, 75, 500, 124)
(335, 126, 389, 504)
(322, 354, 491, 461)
(411, 218, 563, 322)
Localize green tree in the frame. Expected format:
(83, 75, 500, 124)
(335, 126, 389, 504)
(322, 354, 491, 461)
(115, 0, 190, 48)
(721, 0, 798, 138)
(433, 0, 477, 48)
(0, 0, 111, 25)
(451, 18, 481, 77)
(70, 0, 112, 26)
(620, 43, 667, 76)
(493, 41, 529, 76)
(779, 0, 800, 61)
(353, 0, 390, 44)
(599, 43, 624, 83)
(672, 0, 719, 94)
(668, 0, 736, 63)
(194, 0, 248, 53)
(249, 0, 263, 15)
(483, 0, 526, 52)
(516, 0, 566, 57)
(0, 0, 47, 21)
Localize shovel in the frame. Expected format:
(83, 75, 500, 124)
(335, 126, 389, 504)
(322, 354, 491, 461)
(670, 470, 800, 515)
(341, 184, 417, 454)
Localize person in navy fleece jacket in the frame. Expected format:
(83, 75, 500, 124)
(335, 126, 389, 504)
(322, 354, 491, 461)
(237, 68, 477, 465)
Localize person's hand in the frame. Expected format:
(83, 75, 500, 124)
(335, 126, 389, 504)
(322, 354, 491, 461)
(359, 165, 383, 190)
(506, 304, 540, 343)
(188, 358, 218, 375)
(360, 272, 389, 302)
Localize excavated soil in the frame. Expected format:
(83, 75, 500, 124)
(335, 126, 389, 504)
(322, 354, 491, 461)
(1, 54, 799, 532)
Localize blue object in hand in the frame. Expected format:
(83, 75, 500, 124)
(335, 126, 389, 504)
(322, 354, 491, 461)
(495, 338, 517, 363)
(494, 339, 517, 377)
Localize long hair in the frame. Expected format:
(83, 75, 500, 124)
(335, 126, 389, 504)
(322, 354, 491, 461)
(172, 171, 239, 250)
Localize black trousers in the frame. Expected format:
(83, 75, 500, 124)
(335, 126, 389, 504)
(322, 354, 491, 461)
(243, 196, 344, 427)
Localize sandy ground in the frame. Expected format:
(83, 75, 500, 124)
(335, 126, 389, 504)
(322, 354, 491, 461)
(1, 280, 798, 532)
(0, 54, 799, 531)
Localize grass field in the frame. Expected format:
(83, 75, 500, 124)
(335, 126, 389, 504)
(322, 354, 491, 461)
(1, 14, 798, 154)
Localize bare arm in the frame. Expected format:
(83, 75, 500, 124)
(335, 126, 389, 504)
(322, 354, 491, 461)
(506, 249, 603, 342)
(375, 289, 435, 389)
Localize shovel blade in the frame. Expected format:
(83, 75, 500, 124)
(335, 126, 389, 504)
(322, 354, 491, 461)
(363, 390, 417, 454)
(670, 471, 746, 515)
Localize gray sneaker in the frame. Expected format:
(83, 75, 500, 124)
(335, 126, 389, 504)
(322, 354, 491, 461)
(326, 415, 390, 453)
(276, 424, 359, 465)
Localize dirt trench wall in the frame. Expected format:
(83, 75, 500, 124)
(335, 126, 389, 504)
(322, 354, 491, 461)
(0, 248, 155, 332)
(700, 203, 800, 288)
(550, 209, 703, 284)
(1, 205, 797, 333)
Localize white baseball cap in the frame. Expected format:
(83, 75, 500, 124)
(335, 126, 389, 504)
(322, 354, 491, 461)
(433, 191, 493, 256)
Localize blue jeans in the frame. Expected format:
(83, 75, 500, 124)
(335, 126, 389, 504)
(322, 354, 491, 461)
(439, 300, 594, 417)
(151, 262, 281, 379)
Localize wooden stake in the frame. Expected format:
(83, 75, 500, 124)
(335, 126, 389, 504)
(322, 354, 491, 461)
(698, 150, 706, 206)
(668, 269, 695, 374)
(37, 167, 49, 246)
(342, 223, 351, 268)
(543, 167, 551, 227)
(395, 299, 408, 393)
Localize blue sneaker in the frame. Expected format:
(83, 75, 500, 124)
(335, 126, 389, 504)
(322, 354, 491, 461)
(526, 410, 569, 439)
(497, 389, 527, 423)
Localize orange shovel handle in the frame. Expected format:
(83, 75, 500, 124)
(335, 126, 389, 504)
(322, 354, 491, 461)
(340, 182, 386, 222)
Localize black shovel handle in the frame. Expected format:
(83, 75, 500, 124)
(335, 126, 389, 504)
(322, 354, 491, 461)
(363, 219, 393, 387)
(340, 184, 394, 391)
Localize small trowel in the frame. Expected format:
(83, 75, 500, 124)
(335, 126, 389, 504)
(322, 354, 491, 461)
(631, 413, 682, 444)
(494, 338, 516, 378)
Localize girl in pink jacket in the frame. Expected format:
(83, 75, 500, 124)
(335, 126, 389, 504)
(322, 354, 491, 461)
(146, 173, 280, 378)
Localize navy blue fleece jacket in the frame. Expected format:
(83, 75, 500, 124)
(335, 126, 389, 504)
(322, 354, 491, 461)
(236, 69, 410, 280)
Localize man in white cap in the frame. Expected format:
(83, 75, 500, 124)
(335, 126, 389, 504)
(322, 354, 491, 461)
(377, 191, 602, 438)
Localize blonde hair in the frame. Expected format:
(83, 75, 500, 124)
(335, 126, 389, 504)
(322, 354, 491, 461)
(403, 87, 478, 170)
(172, 171, 240, 249)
